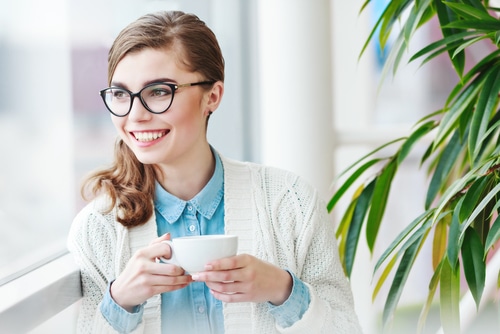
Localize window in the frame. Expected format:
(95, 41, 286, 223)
(0, 0, 252, 287)
(0, 0, 76, 284)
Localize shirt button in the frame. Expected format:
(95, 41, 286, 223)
(187, 205, 193, 211)
(198, 306, 205, 313)
(189, 225, 196, 232)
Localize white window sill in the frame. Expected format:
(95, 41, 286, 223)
(0, 252, 82, 333)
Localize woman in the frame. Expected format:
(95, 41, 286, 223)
(67, 10, 362, 334)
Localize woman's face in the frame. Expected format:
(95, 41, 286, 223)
(110, 47, 219, 167)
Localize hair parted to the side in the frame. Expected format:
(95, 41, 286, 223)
(82, 11, 225, 227)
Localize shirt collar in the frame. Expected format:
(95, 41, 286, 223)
(154, 150, 224, 224)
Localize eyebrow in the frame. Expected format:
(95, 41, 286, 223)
(110, 78, 177, 89)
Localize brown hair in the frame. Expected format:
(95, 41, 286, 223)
(82, 11, 225, 227)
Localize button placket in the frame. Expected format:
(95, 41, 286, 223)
(184, 203, 200, 235)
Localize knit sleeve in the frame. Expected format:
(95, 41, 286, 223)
(255, 167, 362, 333)
(67, 199, 146, 334)
(287, 176, 361, 333)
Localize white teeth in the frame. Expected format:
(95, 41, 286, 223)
(133, 131, 165, 142)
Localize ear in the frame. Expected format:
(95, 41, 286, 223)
(204, 81, 224, 116)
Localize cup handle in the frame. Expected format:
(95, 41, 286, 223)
(159, 240, 179, 266)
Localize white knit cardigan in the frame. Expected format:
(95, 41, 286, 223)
(67, 156, 362, 333)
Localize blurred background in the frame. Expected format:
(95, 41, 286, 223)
(0, 0, 464, 333)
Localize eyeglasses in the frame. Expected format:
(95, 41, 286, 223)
(99, 81, 215, 117)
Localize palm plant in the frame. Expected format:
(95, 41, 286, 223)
(328, 0, 500, 333)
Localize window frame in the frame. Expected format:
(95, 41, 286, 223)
(0, 252, 81, 333)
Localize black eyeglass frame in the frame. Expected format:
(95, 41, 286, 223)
(99, 80, 216, 117)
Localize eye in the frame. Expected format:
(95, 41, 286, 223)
(112, 89, 128, 99)
(153, 89, 169, 97)
(148, 86, 173, 98)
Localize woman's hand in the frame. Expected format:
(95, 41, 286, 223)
(191, 254, 293, 305)
(110, 233, 193, 311)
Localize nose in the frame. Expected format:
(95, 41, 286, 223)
(128, 94, 152, 121)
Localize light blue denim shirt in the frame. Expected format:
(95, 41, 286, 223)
(100, 151, 310, 333)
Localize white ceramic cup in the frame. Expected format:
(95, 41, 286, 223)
(159, 235, 238, 273)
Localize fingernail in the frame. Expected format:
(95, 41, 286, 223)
(204, 264, 213, 270)
(191, 274, 199, 280)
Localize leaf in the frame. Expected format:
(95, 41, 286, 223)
(462, 182, 500, 235)
(374, 210, 433, 273)
(372, 255, 398, 301)
(485, 214, 500, 254)
(421, 135, 438, 165)
(392, 30, 411, 76)
(358, 0, 403, 60)
(452, 34, 493, 59)
(345, 179, 376, 277)
(397, 120, 436, 165)
(475, 116, 500, 165)
(366, 160, 397, 252)
(440, 257, 461, 333)
(336, 184, 365, 271)
(327, 158, 381, 212)
(426, 130, 465, 209)
(461, 228, 486, 307)
(432, 218, 448, 270)
(435, 80, 482, 148)
(376, 27, 406, 84)
(445, 49, 500, 106)
(382, 235, 424, 328)
(416, 2, 437, 29)
(434, 0, 466, 76)
(447, 199, 464, 269)
(443, 1, 492, 20)
(359, 0, 371, 14)
(469, 65, 500, 161)
(417, 260, 444, 333)
(335, 187, 361, 239)
(433, 159, 496, 224)
(336, 199, 356, 268)
(330, 137, 404, 186)
(458, 103, 474, 140)
(458, 175, 490, 222)
(445, 20, 500, 31)
(409, 31, 480, 63)
(379, 1, 413, 51)
(404, 0, 433, 47)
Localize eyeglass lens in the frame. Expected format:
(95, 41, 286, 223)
(102, 83, 174, 116)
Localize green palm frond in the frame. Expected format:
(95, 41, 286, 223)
(330, 1, 500, 332)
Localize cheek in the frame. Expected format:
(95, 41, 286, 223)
(171, 106, 205, 130)
(111, 116, 126, 134)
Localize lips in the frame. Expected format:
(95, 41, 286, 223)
(132, 130, 169, 142)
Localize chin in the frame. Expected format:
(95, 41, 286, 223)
(135, 156, 161, 165)
(128, 150, 157, 164)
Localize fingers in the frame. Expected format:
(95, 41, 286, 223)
(207, 282, 245, 303)
(192, 254, 293, 305)
(110, 236, 190, 309)
(135, 240, 172, 262)
(149, 232, 171, 245)
(204, 254, 247, 271)
(112, 272, 192, 308)
(192, 254, 248, 281)
(191, 255, 248, 300)
(152, 261, 185, 276)
(147, 270, 193, 287)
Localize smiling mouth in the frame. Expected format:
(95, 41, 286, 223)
(132, 130, 169, 142)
